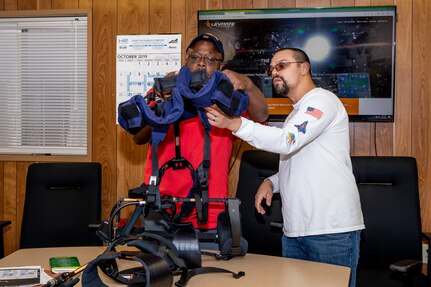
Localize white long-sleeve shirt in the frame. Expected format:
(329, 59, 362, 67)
(234, 87, 364, 237)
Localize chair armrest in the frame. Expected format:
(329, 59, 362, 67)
(0, 221, 11, 258)
(0, 221, 11, 229)
(422, 232, 431, 279)
(390, 259, 422, 274)
(390, 232, 431, 277)
(88, 222, 101, 230)
(270, 221, 283, 229)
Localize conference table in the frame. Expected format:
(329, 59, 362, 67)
(0, 246, 350, 286)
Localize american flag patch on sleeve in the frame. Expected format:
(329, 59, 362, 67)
(305, 107, 323, 119)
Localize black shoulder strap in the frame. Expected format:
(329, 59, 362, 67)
(148, 143, 161, 209)
(195, 130, 210, 224)
(159, 123, 195, 175)
(121, 205, 144, 238)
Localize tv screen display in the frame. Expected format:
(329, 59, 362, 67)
(198, 6, 396, 122)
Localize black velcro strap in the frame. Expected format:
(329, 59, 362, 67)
(190, 70, 208, 89)
(227, 199, 241, 255)
(130, 232, 186, 269)
(172, 228, 202, 269)
(195, 131, 211, 225)
(130, 253, 173, 287)
(118, 101, 143, 135)
(174, 122, 181, 159)
(120, 103, 140, 119)
(213, 80, 237, 117)
(216, 202, 248, 259)
(121, 205, 144, 238)
(151, 143, 160, 183)
(216, 80, 234, 99)
(82, 251, 120, 287)
(148, 143, 161, 209)
(192, 190, 204, 225)
(154, 76, 177, 95)
(154, 70, 208, 94)
(83, 250, 173, 287)
(175, 267, 245, 287)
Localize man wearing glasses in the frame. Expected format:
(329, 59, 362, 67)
(133, 33, 268, 230)
(206, 47, 364, 287)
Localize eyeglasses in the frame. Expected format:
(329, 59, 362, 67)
(187, 53, 223, 66)
(267, 61, 304, 76)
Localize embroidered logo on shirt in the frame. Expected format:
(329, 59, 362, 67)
(287, 132, 296, 144)
(294, 121, 308, 134)
(305, 106, 323, 119)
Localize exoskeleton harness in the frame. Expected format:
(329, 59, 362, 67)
(118, 66, 249, 225)
(86, 66, 250, 287)
(42, 68, 250, 287)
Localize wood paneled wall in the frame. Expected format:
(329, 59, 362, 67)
(0, 0, 429, 256)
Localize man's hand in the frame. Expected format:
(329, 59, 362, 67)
(222, 69, 268, 122)
(205, 107, 242, 132)
(222, 69, 251, 92)
(255, 179, 274, 215)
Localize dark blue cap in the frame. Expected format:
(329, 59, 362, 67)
(186, 33, 224, 61)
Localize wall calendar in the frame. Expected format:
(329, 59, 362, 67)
(116, 34, 182, 123)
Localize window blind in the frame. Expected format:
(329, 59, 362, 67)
(0, 16, 88, 156)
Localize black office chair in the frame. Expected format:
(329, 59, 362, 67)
(20, 162, 102, 248)
(0, 220, 11, 258)
(352, 156, 430, 287)
(236, 150, 282, 256)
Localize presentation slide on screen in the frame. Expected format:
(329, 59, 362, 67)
(198, 7, 395, 121)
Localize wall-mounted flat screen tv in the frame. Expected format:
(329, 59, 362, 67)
(198, 6, 396, 122)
